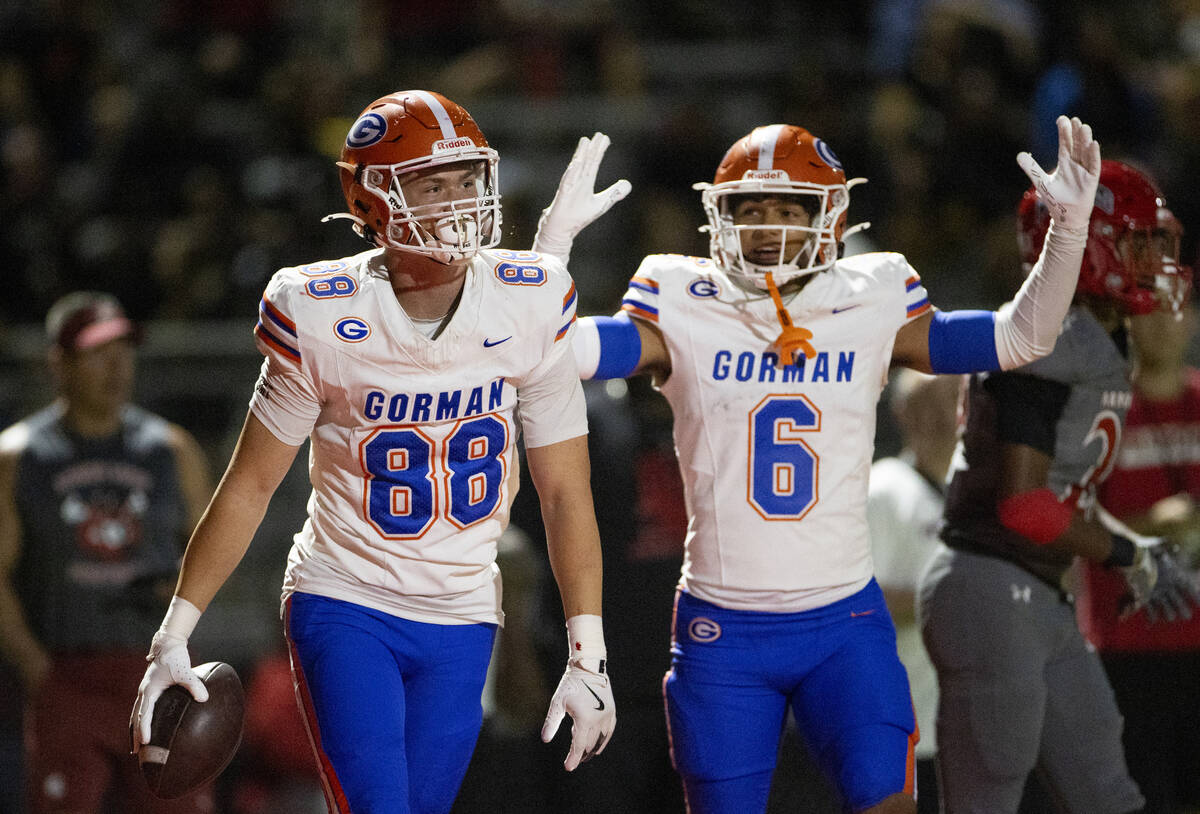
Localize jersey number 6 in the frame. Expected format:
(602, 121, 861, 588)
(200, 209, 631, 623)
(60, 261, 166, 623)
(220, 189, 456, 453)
(360, 415, 508, 537)
(748, 395, 820, 520)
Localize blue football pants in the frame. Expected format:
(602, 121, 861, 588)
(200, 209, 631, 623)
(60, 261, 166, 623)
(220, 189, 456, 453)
(285, 592, 496, 814)
(665, 581, 917, 813)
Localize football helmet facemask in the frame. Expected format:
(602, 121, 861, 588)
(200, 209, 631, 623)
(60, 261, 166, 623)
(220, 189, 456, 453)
(327, 90, 501, 263)
(1018, 159, 1191, 315)
(696, 124, 867, 288)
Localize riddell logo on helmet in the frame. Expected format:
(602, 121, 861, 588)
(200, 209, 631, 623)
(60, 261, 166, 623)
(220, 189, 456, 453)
(433, 137, 475, 153)
(742, 169, 789, 181)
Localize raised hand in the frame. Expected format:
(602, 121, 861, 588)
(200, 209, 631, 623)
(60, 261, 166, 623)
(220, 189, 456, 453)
(533, 132, 632, 264)
(1016, 115, 1102, 232)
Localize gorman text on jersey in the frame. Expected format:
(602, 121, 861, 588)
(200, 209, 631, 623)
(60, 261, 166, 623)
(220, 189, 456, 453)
(363, 379, 505, 423)
(711, 350, 856, 383)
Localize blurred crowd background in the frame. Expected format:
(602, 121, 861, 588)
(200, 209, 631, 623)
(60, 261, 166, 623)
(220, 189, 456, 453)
(4, 0, 1200, 329)
(3, 0, 1200, 811)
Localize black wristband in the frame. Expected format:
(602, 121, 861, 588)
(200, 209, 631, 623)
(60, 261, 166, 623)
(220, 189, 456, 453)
(1104, 534, 1137, 568)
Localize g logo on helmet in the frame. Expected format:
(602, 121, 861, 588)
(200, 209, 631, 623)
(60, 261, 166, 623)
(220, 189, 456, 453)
(347, 113, 387, 148)
(334, 317, 371, 343)
(813, 138, 843, 171)
(687, 617, 722, 643)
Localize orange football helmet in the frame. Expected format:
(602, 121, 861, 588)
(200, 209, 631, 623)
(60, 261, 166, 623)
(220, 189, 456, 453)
(696, 124, 865, 287)
(327, 90, 501, 263)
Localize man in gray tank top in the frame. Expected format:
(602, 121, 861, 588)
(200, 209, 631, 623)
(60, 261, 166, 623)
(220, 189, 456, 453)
(0, 292, 213, 813)
(918, 161, 1200, 813)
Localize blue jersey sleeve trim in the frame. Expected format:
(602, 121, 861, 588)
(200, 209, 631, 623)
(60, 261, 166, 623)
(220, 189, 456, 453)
(928, 310, 1000, 373)
(594, 314, 642, 379)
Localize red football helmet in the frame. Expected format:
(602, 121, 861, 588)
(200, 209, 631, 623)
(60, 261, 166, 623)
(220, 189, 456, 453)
(696, 124, 866, 287)
(1017, 159, 1190, 315)
(327, 90, 501, 262)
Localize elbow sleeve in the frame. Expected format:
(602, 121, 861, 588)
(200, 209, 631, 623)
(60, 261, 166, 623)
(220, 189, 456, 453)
(997, 488, 1074, 544)
(573, 314, 642, 380)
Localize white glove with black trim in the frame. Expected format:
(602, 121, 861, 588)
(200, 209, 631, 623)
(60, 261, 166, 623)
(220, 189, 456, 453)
(1015, 115, 1101, 232)
(130, 597, 208, 753)
(540, 614, 616, 771)
(532, 132, 631, 265)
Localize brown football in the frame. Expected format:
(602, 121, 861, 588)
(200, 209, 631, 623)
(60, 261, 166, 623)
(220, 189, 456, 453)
(138, 661, 245, 799)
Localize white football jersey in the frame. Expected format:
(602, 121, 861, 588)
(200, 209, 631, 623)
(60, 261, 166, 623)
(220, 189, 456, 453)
(250, 247, 587, 626)
(622, 253, 931, 612)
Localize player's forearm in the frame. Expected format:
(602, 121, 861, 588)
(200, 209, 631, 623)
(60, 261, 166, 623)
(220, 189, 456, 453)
(171, 412, 299, 612)
(923, 222, 1089, 375)
(172, 480, 273, 611)
(526, 437, 604, 617)
(540, 473, 604, 617)
(994, 221, 1088, 369)
(544, 512, 604, 619)
(997, 485, 1125, 563)
(1045, 509, 1123, 563)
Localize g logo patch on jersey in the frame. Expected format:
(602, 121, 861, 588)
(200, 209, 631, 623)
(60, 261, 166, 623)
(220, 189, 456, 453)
(334, 317, 371, 343)
(688, 278, 721, 299)
(688, 617, 722, 643)
(347, 113, 387, 148)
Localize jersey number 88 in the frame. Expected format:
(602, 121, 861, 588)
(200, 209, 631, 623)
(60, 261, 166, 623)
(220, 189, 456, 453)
(360, 415, 508, 537)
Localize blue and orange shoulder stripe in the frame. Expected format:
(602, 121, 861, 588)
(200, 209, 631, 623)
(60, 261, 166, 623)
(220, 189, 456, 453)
(255, 291, 302, 365)
(905, 273, 931, 320)
(620, 274, 659, 323)
(555, 280, 578, 342)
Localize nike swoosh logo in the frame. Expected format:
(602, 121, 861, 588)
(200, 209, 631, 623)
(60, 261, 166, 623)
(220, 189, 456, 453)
(582, 683, 606, 711)
(850, 609, 876, 617)
(483, 336, 512, 347)
(832, 304, 861, 314)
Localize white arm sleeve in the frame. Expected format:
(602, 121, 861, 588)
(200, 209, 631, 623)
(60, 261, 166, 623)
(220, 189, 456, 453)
(993, 221, 1088, 370)
(572, 317, 601, 380)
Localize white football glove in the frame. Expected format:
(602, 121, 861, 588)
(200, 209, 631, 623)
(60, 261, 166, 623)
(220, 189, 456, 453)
(532, 132, 632, 265)
(1016, 115, 1101, 232)
(130, 597, 208, 753)
(540, 656, 615, 771)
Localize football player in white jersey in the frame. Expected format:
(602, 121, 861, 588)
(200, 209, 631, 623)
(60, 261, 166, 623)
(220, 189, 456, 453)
(532, 117, 1100, 813)
(129, 90, 623, 814)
